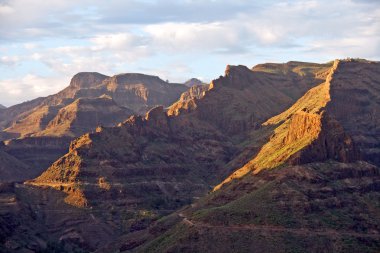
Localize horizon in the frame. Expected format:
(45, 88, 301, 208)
(1, 0, 380, 106)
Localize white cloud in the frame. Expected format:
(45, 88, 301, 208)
(0, 0, 380, 105)
(0, 74, 69, 106)
(144, 22, 240, 52)
(90, 33, 139, 50)
(0, 56, 21, 66)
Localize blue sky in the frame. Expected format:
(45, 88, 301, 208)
(0, 0, 379, 106)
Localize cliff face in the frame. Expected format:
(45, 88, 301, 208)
(169, 62, 331, 135)
(102, 73, 188, 114)
(29, 105, 232, 208)
(168, 84, 209, 116)
(124, 60, 380, 253)
(37, 96, 133, 137)
(3, 136, 72, 178)
(0, 72, 189, 182)
(29, 61, 332, 208)
(214, 60, 369, 191)
(3, 59, 379, 252)
(326, 60, 380, 165)
(0, 72, 188, 140)
(0, 149, 31, 182)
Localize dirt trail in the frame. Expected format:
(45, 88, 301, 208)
(178, 213, 380, 238)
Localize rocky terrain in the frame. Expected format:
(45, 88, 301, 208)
(0, 72, 189, 139)
(123, 59, 380, 253)
(0, 73, 189, 181)
(0, 59, 379, 252)
(183, 78, 206, 87)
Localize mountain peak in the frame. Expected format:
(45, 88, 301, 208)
(183, 78, 205, 87)
(112, 73, 162, 84)
(69, 72, 109, 89)
(224, 64, 251, 76)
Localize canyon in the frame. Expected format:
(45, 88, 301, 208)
(0, 59, 379, 253)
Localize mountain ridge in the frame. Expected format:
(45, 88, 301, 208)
(1, 59, 379, 252)
(126, 59, 380, 253)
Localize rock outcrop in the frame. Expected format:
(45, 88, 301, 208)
(183, 78, 206, 87)
(168, 84, 209, 116)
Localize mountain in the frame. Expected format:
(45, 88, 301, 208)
(0, 72, 188, 181)
(28, 61, 331, 207)
(0, 72, 188, 140)
(183, 78, 206, 87)
(8, 61, 330, 251)
(125, 59, 380, 253)
(0, 104, 6, 109)
(1, 59, 379, 253)
(168, 83, 209, 115)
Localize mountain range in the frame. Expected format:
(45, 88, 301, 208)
(0, 59, 379, 253)
(0, 74, 194, 181)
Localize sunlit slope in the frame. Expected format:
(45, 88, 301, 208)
(214, 60, 363, 191)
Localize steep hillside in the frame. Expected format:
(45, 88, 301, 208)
(0, 147, 31, 182)
(0, 72, 108, 132)
(102, 73, 188, 114)
(0, 72, 189, 182)
(36, 96, 133, 137)
(168, 62, 331, 134)
(29, 105, 233, 208)
(168, 84, 209, 115)
(128, 59, 380, 253)
(0, 104, 6, 109)
(130, 161, 380, 253)
(0, 72, 188, 140)
(215, 59, 376, 190)
(29, 61, 330, 207)
(3, 136, 73, 178)
(3, 60, 375, 253)
(7, 61, 332, 252)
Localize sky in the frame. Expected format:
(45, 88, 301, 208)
(0, 0, 379, 106)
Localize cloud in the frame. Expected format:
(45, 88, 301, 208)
(0, 55, 20, 66)
(144, 22, 241, 52)
(0, 74, 69, 106)
(0, 0, 379, 105)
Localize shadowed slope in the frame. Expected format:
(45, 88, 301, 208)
(6, 60, 341, 252)
(28, 61, 331, 208)
(115, 59, 380, 253)
(0, 149, 31, 182)
(0, 72, 189, 182)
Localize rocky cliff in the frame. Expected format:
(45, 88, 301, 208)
(2, 59, 379, 252)
(0, 72, 189, 182)
(129, 59, 380, 253)
(214, 60, 369, 190)
(0, 72, 188, 140)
